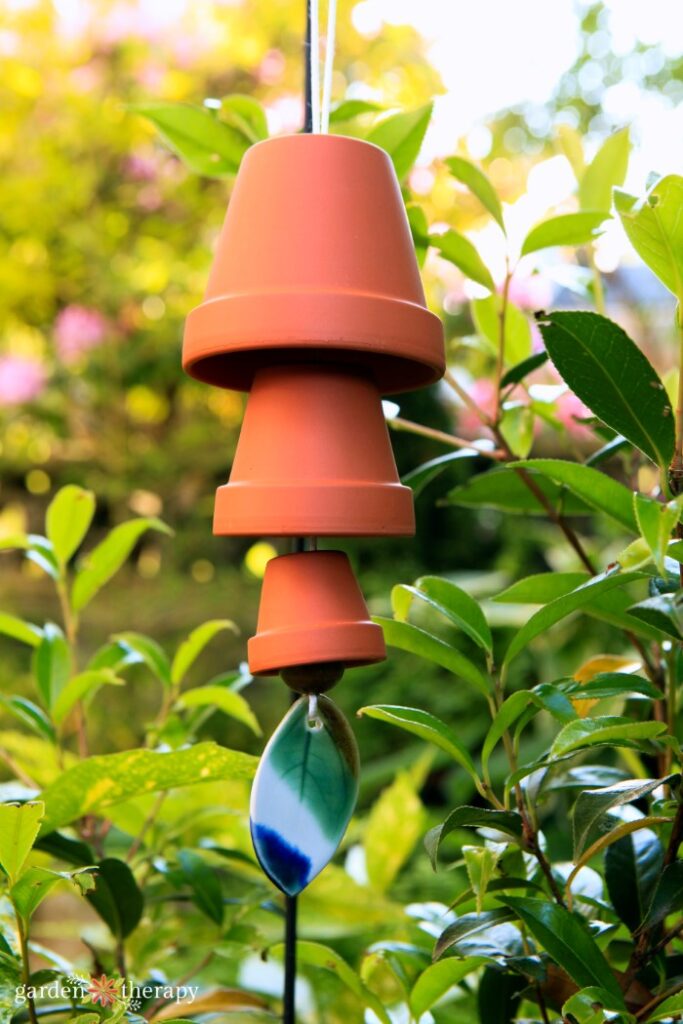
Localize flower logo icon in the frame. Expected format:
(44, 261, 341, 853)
(88, 975, 119, 1007)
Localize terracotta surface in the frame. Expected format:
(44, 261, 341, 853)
(183, 133, 444, 395)
(214, 364, 415, 536)
(248, 550, 386, 679)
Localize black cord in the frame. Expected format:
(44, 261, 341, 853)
(303, 0, 313, 133)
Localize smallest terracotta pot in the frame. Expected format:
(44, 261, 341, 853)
(248, 550, 386, 689)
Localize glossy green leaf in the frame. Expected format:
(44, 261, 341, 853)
(446, 156, 505, 230)
(72, 516, 171, 611)
(171, 619, 238, 685)
(483, 686, 576, 776)
(11, 867, 70, 924)
(551, 717, 667, 758)
(509, 459, 637, 532)
(425, 807, 524, 869)
(0, 802, 44, 883)
(32, 623, 71, 710)
(407, 203, 428, 267)
(0, 613, 42, 648)
(579, 129, 630, 212)
(499, 403, 534, 458)
(86, 858, 143, 938)
(271, 941, 390, 1024)
(366, 103, 432, 181)
(564, 672, 663, 702)
(644, 989, 683, 1024)
(395, 575, 492, 653)
(562, 987, 632, 1024)
(113, 632, 171, 686)
(329, 99, 383, 123)
(521, 211, 609, 256)
(410, 956, 489, 1018)
(573, 777, 673, 859)
(402, 449, 488, 497)
(499, 897, 624, 1002)
(25, 534, 60, 580)
(605, 828, 663, 933)
(494, 571, 588, 604)
(0, 696, 55, 741)
(178, 849, 223, 925)
(538, 311, 674, 468)
(433, 228, 495, 291)
(51, 670, 124, 726)
(39, 743, 256, 832)
(503, 570, 645, 667)
(218, 94, 268, 143)
(177, 685, 261, 735)
(472, 295, 532, 365)
(642, 861, 683, 930)
(628, 593, 683, 641)
(477, 967, 527, 1024)
(374, 617, 490, 696)
(634, 493, 682, 573)
(357, 705, 480, 788)
(134, 102, 250, 177)
(45, 485, 95, 568)
(434, 908, 514, 960)
(557, 124, 585, 179)
(615, 174, 683, 299)
(501, 351, 549, 388)
(446, 467, 592, 516)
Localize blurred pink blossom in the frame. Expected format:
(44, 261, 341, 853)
(508, 274, 553, 311)
(555, 391, 593, 439)
(54, 305, 108, 363)
(458, 378, 497, 437)
(123, 152, 158, 182)
(0, 356, 46, 406)
(258, 49, 286, 85)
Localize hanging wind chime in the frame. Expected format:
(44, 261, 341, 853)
(182, 0, 444, 1016)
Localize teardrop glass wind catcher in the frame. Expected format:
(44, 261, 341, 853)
(250, 695, 359, 896)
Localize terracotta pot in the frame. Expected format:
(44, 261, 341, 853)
(183, 133, 444, 395)
(248, 550, 385, 686)
(214, 363, 415, 536)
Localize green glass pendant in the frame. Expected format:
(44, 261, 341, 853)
(250, 695, 359, 896)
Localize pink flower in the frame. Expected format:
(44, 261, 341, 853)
(123, 153, 158, 182)
(458, 379, 497, 437)
(555, 391, 593, 439)
(507, 274, 553, 311)
(54, 305, 108, 363)
(0, 356, 46, 406)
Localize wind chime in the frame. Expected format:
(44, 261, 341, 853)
(182, 0, 444, 1016)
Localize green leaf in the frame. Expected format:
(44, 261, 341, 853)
(425, 807, 523, 869)
(605, 828, 663, 933)
(86, 858, 143, 939)
(482, 687, 576, 777)
(218, 94, 268, 143)
(433, 228, 495, 291)
(446, 467, 592, 516)
(538, 311, 674, 468)
(499, 897, 624, 1002)
(178, 849, 223, 925)
(0, 802, 44, 883)
(629, 594, 683, 640)
(366, 103, 432, 181)
(501, 351, 549, 388)
(45, 485, 95, 568)
(495, 572, 588, 604)
(478, 967, 527, 1024)
(171, 619, 238, 685)
(133, 102, 250, 177)
(634, 493, 681, 574)
(0, 696, 55, 741)
(270, 941, 390, 1024)
(25, 534, 60, 580)
(565, 672, 663, 702)
(0, 613, 42, 648)
(503, 570, 645, 667)
(509, 459, 637, 532)
(32, 623, 71, 710)
(472, 295, 532, 365)
(357, 705, 480, 789)
(434, 908, 514, 960)
(39, 744, 256, 832)
(446, 156, 505, 230)
(403, 449, 487, 497)
(573, 777, 672, 859)
(521, 211, 609, 256)
(563, 987, 632, 1024)
(51, 670, 124, 726)
(364, 772, 425, 893)
(551, 717, 666, 758)
(329, 99, 384, 123)
(407, 203, 429, 267)
(398, 575, 493, 654)
(112, 632, 171, 686)
(615, 175, 683, 299)
(374, 617, 490, 696)
(410, 957, 490, 1018)
(11, 867, 80, 924)
(72, 517, 171, 612)
(557, 124, 585, 179)
(177, 685, 261, 736)
(641, 861, 683, 930)
(499, 404, 534, 459)
(579, 129, 630, 212)
(644, 990, 683, 1024)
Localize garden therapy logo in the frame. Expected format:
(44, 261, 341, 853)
(14, 974, 199, 1013)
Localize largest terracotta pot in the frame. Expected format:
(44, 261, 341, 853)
(183, 133, 444, 395)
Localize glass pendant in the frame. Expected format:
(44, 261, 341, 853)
(250, 694, 359, 896)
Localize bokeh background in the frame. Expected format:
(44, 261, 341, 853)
(1, 0, 681, 802)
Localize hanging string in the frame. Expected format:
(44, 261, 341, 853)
(320, 0, 337, 133)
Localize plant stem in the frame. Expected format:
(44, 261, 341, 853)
(493, 265, 512, 425)
(15, 908, 38, 1024)
(587, 244, 606, 316)
(443, 369, 494, 426)
(389, 416, 505, 458)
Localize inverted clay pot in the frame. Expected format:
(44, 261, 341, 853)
(248, 550, 386, 685)
(183, 133, 444, 395)
(214, 363, 415, 536)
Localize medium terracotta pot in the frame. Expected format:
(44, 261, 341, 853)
(214, 363, 415, 536)
(183, 133, 444, 395)
(248, 550, 385, 685)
